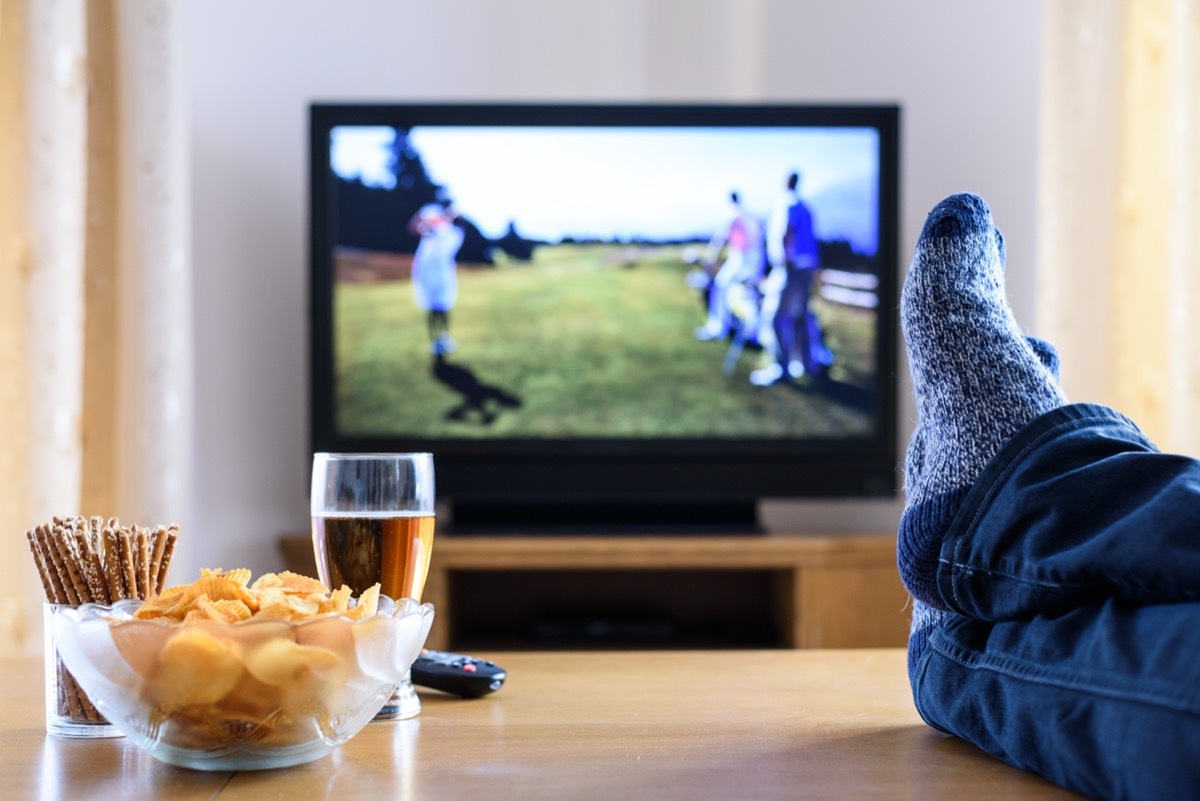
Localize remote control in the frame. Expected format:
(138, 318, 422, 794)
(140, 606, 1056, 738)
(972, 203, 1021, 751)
(411, 649, 506, 698)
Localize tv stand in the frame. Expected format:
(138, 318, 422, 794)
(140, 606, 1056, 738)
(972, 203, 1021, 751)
(421, 532, 908, 651)
(447, 500, 763, 535)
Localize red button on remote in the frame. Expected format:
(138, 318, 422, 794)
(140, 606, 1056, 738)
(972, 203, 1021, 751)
(463, 663, 477, 672)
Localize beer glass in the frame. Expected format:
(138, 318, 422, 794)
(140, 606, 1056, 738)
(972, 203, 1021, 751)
(310, 452, 436, 720)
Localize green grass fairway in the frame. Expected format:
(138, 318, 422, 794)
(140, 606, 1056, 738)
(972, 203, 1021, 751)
(334, 244, 876, 439)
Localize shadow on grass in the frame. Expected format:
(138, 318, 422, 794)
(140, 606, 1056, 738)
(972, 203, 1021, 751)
(432, 356, 523, 426)
(785, 370, 874, 413)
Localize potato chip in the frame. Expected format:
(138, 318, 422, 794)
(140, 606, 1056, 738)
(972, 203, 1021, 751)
(135, 569, 381, 624)
(247, 572, 283, 592)
(244, 638, 343, 687)
(328, 585, 352, 614)
(134, 584, 189, 619)
(345, 583, 380, 620)
(193, 575, 258, 608)
(251, 570, 328, 597)
(197, 596, 253, 623)
(252, 600, 298, 621)
(149, 628, 244, 706)
(214, 567, 252, 587)
(155, 584, 189, 600)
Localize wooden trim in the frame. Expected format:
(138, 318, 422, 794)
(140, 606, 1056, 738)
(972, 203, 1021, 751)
(428, 533, 897, 570)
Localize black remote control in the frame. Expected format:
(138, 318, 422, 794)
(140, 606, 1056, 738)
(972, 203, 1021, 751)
(411, 650, 506, 698)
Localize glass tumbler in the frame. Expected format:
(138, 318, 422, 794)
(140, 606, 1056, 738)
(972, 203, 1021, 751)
(44, 603, 122, 738)
(310, 452, 436, 720)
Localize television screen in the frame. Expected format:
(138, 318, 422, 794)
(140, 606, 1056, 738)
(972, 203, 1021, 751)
(310, 103, 899, 531)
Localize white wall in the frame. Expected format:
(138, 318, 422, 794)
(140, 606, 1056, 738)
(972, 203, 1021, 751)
(183, 0, 1043, 579)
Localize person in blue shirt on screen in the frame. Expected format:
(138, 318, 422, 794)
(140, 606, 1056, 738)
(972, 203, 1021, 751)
(898, 191, 1200, 801)
(409, 202, 465, 357)
(752, 171, 830, 387)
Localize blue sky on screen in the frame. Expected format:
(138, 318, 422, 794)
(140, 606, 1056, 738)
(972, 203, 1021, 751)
(331, 125, 879, 255)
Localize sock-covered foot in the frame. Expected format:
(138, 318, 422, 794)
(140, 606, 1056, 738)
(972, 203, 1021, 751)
(902, 331, 1062, 679)
(903, 333, 1061, 489)
(899, 193, 1066, 610)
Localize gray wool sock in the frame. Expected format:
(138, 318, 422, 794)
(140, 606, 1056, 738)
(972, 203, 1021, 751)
(903, 333, 1061, 491)
(902, 331, 1063, 679)
(897, 193, 1066, 610)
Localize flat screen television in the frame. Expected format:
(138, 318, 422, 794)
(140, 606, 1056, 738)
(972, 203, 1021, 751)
(309, 102, 900, 532)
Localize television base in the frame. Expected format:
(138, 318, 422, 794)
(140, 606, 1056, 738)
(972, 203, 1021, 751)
(445, 500, 763, 535)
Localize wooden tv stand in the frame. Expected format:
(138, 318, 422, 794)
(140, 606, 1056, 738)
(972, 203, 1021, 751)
(279, 532, 909, 651)
(425, 532, 907, 650)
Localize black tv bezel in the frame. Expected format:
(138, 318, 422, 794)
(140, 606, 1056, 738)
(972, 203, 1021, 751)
(309, 102, 900, 529)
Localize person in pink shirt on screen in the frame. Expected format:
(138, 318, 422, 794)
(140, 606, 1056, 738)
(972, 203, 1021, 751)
(695, 191, 766, 342)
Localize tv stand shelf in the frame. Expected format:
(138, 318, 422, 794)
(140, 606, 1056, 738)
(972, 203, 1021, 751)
(421, 533, 908, 651)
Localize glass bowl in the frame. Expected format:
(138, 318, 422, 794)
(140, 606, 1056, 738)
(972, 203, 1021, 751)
(49, 596, 434, 770)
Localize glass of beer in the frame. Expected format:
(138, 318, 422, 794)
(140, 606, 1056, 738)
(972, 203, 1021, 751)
(310, 452, 435, 720)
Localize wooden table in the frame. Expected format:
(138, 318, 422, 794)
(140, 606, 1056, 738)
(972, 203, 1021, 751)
(0, 650, 1084, 800)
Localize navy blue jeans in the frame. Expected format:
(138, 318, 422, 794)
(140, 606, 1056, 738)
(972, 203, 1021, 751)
(913, 403, 1200, 801)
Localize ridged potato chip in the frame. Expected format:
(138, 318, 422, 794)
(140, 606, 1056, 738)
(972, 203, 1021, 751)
(244, 638, 343, 688)
(150, 628, 244, 706)
(250, 570, 328, 596)
(133, 569, 380, 624)
(198, 597, 253, 623)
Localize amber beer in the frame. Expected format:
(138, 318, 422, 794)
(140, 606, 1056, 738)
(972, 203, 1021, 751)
(311, 513, 435, 601)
